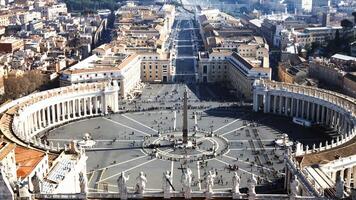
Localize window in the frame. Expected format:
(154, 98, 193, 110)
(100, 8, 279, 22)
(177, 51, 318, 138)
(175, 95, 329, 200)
(143, 65, 146, 69)
(155, 65, 158, 69)
(104, 73, 106, 76)
(149, 65, 152, 69)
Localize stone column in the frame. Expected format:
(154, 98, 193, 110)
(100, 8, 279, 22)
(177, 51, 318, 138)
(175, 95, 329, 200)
(62, 102, 66, 120)
(89, 98, 93, 115)
(102, 95, 107, 114)
(56, 104, 61, 122)
(321, 106, 325, 124)
(290, 98, 295, 117)
(301, 100, 305, 119)
(72, 99, 76, 118)
(328, 109, 332, 126)
(331, 171, 336, 182)
(63, 101, 66, 120)
(334, 112, 339, 130)
(296, 99, 299, 118)
(316, 104, 320, 123)
(279, 96, 283, 115)
(340, 169, 345, 181)
(263, 94, 270, 113)
(311, 103, 315, 121)
(253, 92, 258, 112)
(47, 107, 51, 125)
(346, 167, 352, 191)
(24, 118, 28, 139)
(29, 114, 34, 133)
(27, 117, 32, 139)
(79, 98, 83, 117)
(41, 108, 46, 127)
(333, 111, 338, 128)
(306, 101, 310, 120)
(33, 111, 38, 131)
(51, 105, 55, 124)
(66, 101, 70, 120)
(273, 95, 277, 114)
(61, 101, 66, 121)
(84, 98, 87, 116)
(284, 97, 288, 116)
(65, 101, 69, 119)
(21, 121, 26, 138)
(94, 97, 98, 114)
(339, 116, 345, 133)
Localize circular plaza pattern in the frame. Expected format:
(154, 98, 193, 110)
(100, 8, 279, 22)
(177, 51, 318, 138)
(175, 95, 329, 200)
(39, 83, 334, 193)
(0, 75, 353, 199)
(142, 130, 229, 161)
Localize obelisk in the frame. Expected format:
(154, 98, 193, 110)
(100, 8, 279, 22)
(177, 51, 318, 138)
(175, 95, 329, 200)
(182, 89, 188, 144)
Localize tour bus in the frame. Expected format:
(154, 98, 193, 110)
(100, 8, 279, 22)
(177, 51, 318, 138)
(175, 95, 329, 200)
(292, 117, 312, 127)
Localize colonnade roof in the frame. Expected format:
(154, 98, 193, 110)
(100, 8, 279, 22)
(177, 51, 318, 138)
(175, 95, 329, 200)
(255, 79, 356, 116)
(298, 137, 356, 167)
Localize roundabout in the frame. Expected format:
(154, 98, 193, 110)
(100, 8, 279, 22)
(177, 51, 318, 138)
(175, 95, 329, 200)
(142, 130, 230, 162)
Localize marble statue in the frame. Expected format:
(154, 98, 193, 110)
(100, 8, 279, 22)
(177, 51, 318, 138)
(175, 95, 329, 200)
(232, 172, 240, 195)
(31, 172, 41, 194)
(248, 174, 257, 200)
(162, 170, 172, 198)
(135, 171, 147, 195)
(117, 171, 129, 200)
(336, 175, 344, 199)
(206, 171, 216, 193)
(79, 171, 88, 193)
(18, 182, 30, 198)
(290, 175, 299, 198)
(290, 175, 299, 200)
(181, 167, 192, 199)
(205, 171, 216, 199)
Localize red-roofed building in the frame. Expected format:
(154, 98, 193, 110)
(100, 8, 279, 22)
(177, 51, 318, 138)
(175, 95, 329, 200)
(15, 146, 49, 186)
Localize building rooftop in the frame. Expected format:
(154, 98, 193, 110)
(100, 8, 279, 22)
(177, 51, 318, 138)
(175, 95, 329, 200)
(0, 37, 22, 44)
(63, 52, 136, 75)
(331, 54, 356, 62)
(15, 146, 46, 178)
(0, 141, 16, 161)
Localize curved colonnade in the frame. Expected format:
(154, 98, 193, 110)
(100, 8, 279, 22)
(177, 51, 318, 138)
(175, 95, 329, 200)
(1, 81, 120, 152)
(0, 78, 354, 199)
(253, 79, 356, 198)
(253, 79, 356, 155)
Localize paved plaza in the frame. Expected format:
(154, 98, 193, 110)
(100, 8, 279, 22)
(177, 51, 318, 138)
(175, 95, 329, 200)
(45, 83, 331, 194)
